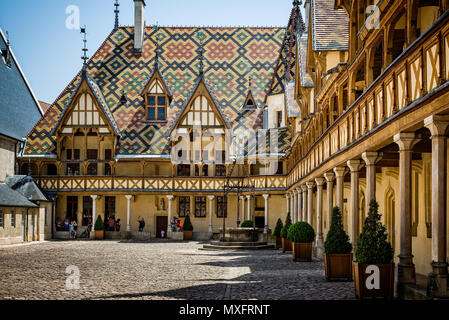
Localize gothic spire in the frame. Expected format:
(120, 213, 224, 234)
(114, 0, 120, 31)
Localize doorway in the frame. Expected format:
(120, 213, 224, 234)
(255, 216, 265, 229)
(156, 216, 168, 238)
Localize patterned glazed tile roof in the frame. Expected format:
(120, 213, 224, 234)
(311, 0, 349, 51)
(25, 11, 303, 157)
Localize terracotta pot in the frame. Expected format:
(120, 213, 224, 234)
(324, 253, 353, 281)
(276, 236, 282, 249)
(183, 230, 193, 241)
(94, 230, 104, 240)
(353, 262, 395, 299)
(292, 242, 313, 262)
(281, 237, 292, 253)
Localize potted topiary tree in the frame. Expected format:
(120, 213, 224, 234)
(183, 215, 193, 241)
(280, 213, 292, 253)
(240, 220, 254, 228)
(94, 215, 105, 240)
(273, 218, 283, 249)
(354, 200, 394, 299)
(324, 206, 353, 281)
(287, 222, 315, 262)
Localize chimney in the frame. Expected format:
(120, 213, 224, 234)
(304, 0, 311, 33)
(134, 0, 146, 52)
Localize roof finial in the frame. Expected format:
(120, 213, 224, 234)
(114, 0, 120, 31)
(5, 31, 11, 67)
(81, 26, 89, 71)
(196, 31, 205, 76)
(293, 0, 302, 9)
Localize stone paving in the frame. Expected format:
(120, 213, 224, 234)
(0, 241, 354, 300)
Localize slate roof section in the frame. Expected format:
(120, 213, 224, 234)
(25, 26, 288, 157)
(285, 81, 301, 118)
(298, 32, 314, 87)
(0, 28, 43, 141)
(311, 0, 349, 51)
(5, 175, 48, 202)
(0, 183, 38, 208)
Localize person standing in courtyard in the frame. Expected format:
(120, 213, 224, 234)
(138, 216, 145, 232)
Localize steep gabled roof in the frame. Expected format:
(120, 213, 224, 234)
(24, 25, 290, 157)
(50, 70, 121, 137)
(311, 0, 349, 51)
(0, 28, 43, 141)
(139, 59, 174, 98)
(168, 75, 232, 136)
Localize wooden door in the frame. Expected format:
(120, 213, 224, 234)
(156, 216, 168, 238)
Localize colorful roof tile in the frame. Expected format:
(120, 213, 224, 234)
(25, 18, 301, 157)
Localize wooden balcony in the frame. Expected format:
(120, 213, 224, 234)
(287, 10, 449, 189)
(34, 175, 287, 193)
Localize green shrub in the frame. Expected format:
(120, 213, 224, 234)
(183, 215, 193, 231)
(273, 218, 283, 237)
(355, 200, 394, 264)
(94, 215, 104, 231)
(287, 222, 315, 243)
(324, 206, 352, 254)
(240, 220, 254, 228)
(280, 212, 292, 238)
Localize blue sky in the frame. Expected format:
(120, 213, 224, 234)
(0, 0, 298, 104)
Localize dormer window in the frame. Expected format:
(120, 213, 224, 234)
(146, 79, 168, 121)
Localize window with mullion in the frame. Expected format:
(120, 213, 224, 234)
(179, 197, 190, 218)
(147, 94, 167, 121)
(217, 196, 227, 218)
(195, 197, 206, 218)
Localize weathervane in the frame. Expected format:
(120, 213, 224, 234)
(114, 0, 120, 31)
(81, 26, 89, 70)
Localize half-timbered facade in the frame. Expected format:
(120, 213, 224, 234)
(18, 0, 449, 298)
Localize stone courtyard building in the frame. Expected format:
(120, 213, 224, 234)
(17, 0, 449, 298)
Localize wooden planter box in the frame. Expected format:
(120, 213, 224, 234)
(276, 236, 282, 249)
(354, 262, 395, 299)
(281, 237, 292, 253)
(183, 230, 193, 241)
(292, 242, 313, 262)
(94, 230, 104, 240)
(324, 253, 353, 281)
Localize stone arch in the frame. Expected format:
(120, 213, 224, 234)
(385, 185, 396, 249)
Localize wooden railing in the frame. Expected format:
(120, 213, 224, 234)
(34, 175, 287, 192)
(286, 11, 449, 189)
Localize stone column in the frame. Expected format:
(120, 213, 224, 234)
(296, 187, 302, 222)
(90, 195, 98, 231)
(301, 184, 307, 223)
(324, 172, 335, 235)
(315, 177, 325, 254)
(289, 192, 294, 220)
(125, 195, 133, 232)
(166, 195, 174, 232)
(208, 195, 215, 233)
(240, 196, 245, 222)
(285, 193, 290, 222)
(246, 195, 251, 221)
(290, 190, 298, 223)
(425, 115, 449, 298)
(347, 160, 364, 247)
(394, 133, 420, 285)
(333, 166, 346, 211)
(362, 152, 383, 212)
(263, 194, 269, 234)
(306, 181, 315, 226)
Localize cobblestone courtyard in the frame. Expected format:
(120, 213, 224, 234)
(0, 241, 354, 300)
